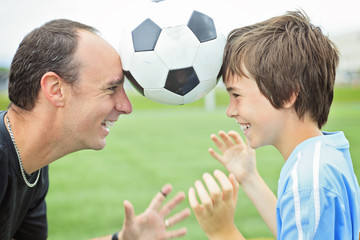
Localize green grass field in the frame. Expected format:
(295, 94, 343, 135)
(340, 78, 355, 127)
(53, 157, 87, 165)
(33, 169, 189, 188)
(1, 86, 359, 239)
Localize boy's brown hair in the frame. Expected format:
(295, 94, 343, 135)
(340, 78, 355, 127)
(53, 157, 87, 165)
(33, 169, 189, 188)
(221, 10, 339, 128)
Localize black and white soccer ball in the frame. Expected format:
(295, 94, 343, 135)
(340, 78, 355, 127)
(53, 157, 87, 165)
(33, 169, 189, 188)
(119, 6, 226, 105)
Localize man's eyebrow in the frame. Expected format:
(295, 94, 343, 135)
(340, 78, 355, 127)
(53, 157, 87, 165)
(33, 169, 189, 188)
(109, 76, 124, 86)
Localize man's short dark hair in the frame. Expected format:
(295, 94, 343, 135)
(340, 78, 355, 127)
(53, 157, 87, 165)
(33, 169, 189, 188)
(8, 19, 98, 110)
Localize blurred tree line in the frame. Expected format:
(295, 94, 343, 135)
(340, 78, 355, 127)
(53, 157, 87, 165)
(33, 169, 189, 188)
(0, 67, 9, 83)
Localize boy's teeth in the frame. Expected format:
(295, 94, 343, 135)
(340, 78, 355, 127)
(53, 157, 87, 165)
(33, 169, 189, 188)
(241, 124, 251, 132)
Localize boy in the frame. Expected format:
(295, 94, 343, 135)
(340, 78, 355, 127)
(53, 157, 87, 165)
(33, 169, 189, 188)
(188, 10, 360, 239)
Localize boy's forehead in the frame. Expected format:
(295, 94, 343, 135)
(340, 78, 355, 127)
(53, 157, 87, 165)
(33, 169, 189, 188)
(224, 77, 241, 91)
(224, 72, 258, 92)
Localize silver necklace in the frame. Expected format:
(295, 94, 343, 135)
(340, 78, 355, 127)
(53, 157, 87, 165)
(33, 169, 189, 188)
(6, 115, 40, 187)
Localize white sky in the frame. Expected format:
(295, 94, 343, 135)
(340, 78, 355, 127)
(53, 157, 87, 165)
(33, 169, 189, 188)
(0, 0, 359, 67)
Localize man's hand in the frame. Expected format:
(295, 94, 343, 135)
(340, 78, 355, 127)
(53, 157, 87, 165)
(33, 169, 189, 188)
(118, 184, 190, 240)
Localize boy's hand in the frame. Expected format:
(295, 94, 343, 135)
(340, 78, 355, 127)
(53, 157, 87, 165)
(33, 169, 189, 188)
(188, 170, 243, 240)
(209, 130, 256, 184)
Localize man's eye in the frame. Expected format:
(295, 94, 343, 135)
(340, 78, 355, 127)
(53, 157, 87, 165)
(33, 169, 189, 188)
(108, 86, 118, 91)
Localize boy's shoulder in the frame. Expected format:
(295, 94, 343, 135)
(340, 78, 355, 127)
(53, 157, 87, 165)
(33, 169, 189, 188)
(295, 131, 348, 162)
(279, 131, 351, 192)
(294, 131, 356, 191)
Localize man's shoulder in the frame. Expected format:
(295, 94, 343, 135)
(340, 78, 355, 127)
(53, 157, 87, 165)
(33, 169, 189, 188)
(0, 111, 9, 153)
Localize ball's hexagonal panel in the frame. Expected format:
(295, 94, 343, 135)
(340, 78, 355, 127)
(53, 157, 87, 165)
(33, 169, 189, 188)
(155, 25, 200, 69)
(124, 71, 144, 96)
(193, 36, 226, 82)
(129, 51, 168, 89)
(165, 67, 199, 96)
(132, 18, 162, 52)
(145, 88, 184, 105)
(183, 78, 217, 104)
(187, 10, 217, 43)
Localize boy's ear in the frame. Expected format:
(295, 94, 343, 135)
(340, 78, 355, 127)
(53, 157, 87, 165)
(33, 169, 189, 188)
(283, 92, 298, 109)
(40, 72, 65, 108)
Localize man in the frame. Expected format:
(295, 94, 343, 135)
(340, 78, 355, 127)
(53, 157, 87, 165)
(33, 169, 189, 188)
(0, 19, 190, 240)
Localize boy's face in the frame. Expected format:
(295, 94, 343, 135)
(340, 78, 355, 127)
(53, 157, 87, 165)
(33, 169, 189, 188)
(225, 68, 290, 149)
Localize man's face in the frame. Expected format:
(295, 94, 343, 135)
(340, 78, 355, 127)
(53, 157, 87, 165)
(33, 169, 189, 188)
(64, 30, 132, 151)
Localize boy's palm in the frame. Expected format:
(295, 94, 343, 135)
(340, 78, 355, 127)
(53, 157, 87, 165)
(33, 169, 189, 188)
(209, 131, 256, 183)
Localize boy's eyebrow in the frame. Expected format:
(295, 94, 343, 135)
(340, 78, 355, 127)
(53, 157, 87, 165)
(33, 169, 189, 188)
(227, 87, 234, 92)
(226, 86, 239, 92)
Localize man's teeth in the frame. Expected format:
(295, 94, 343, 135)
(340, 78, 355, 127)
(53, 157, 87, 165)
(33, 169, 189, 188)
(103, 121, 115, 128)
(241, 124, 251, 132)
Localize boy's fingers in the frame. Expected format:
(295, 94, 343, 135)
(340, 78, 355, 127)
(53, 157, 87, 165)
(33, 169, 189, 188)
(202, 172, 222, 204)
(219, 130, 235, 148)
(208, 148, 225, 165)
(229, 173, 240, 200)
(195, 180, 213, 212)
(214, 170, 233, 201)
(228, 130, 245, 146)
(210, 133, 226, 152)
(188, 187, 203, 214)
(245, 137, 256, 154)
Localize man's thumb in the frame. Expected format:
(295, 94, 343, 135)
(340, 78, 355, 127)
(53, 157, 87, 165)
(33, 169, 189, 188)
(123, 200, 135, 224)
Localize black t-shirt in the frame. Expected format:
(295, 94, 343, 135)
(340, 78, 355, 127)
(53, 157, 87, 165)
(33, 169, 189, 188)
(0, 111, 49, 240)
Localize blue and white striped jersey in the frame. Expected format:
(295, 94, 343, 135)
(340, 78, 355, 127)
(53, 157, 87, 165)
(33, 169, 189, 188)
(276, 131, 360, 239)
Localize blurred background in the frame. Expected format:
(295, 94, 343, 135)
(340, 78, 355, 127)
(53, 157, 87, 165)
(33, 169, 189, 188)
(0, 0, 359, 239)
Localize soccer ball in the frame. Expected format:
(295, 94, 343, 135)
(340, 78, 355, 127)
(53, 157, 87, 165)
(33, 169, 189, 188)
(119, 6, 226, 105)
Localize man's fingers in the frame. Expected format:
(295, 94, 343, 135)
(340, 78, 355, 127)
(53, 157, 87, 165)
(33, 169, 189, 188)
(164, 208, 191, 228)
(165, 228, 188, 239)
(123, 200, 135, 226)
(148, 184, 173, 210)
(159, 191, 186, 217)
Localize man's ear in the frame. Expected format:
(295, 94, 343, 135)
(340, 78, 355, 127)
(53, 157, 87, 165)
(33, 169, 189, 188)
(40, 72, 65, 108)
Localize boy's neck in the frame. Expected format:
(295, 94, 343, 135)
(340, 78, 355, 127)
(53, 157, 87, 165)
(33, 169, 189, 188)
(275, 113, 322, 161)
